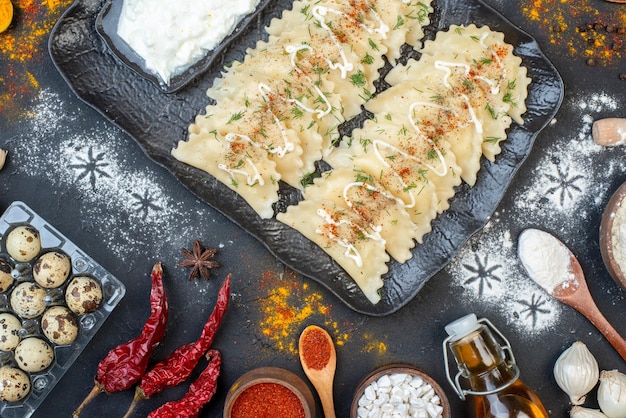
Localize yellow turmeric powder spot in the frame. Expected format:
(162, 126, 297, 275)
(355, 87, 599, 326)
(254, 270, 359, 356)
(254, 272, 389, 359)
(360, 332, 388, 355)
(0, 0, 13, 33)
(26, 71, 38, 89)
(521, 0, 625, 67)
(42, 0, 64, 9)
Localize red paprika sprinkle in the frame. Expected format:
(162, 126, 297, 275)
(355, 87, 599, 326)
(301, 327, 331, 370)
(231, 383, 305, 418)
(73, 263, 168, 418)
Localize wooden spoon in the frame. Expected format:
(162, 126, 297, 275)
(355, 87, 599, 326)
(592, 118, 626, 146)
(518, 229, 626, 361)
(605, 0, 626, 3)
(299, 325, 336, 418)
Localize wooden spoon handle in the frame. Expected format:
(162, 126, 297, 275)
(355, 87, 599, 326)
(593, 118, 626, 146)
(316, 384, 336, 418)
(575, 299, 626, 362)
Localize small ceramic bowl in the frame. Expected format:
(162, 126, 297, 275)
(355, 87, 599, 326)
(223, 367, 315, 418)
(600, 180, 626, 291)
(95, 0, 271, 93)
(350, 363, 451, 418)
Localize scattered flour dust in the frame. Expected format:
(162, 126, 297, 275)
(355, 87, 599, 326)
(445, 92, 624, 337)
(446, 218, 561, 336)
(7, 88, 223, 277)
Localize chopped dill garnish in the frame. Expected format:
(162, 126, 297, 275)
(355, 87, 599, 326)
(427, 149, 438, 160)
(485, 103, 498, 119)
(350, 70, 367, 87)
(355, 171, 374, 184)
(362, 52, 375, 65)
(393, 15, 405, 30)
(227, 111, 245, 124)
(300, 172, 320, 188)
(360, 137, 373, 152)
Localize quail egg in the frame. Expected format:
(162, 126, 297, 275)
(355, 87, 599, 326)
(14, 337, 54, 373)
(0, 366, 31, 402)
(5, 225, 41, 262)
(0, 258, 14, 292)
(65, 276, 102, 314)
(33, 251, 72, 289)
(41, 306, 79, 345)
(0, 312, 22, 351)
(10, 282, 47, 319)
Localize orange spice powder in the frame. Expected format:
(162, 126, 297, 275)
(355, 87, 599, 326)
(231, 383, 305, 418)
(256, 270, 340, 354)
(300, 327, 331, 370)
(521, 0, 625, 67)
(255, 270, 388, 357)
(0, 0, 73, 120)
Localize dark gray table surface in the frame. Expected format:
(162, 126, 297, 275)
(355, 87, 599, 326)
(1, 0, 625, 417)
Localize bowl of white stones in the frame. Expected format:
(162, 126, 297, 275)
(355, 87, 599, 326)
(351, 363, 450, 418)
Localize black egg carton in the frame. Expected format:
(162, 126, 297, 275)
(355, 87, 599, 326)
(0, 201, 126, 418)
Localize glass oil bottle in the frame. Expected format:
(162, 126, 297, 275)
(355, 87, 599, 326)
(443, 314, 549, 418)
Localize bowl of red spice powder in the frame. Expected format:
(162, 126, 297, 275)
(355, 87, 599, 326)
(224, 366, 316, 418)
(600, 180, 626, 291)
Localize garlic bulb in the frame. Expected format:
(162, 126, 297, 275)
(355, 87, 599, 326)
(0, 148, 7, 171)
(571, 406, 608, 418)
(553, 341, 599, 405)
(597, 369, 626, 418)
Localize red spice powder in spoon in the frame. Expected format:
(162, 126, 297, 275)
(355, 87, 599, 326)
(301, 326, 331, 370)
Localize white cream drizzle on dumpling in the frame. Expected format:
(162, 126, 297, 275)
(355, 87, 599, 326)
(277, 198, 388, 304)
(370, 65, 485, 186)
(228, 44, 342, 168)
(327, 113, 461, 243)
(206, 96, 305, 189)
(264, 1, 389, 120)
(344, 153, 438, 242)
(173, 114, 280, 219)
(209, 69, 326, 182)
(344, 0, 434, 62)
(240, 36, 351, 153)
(302, 167, 416, 263)
(419, 25, 530, 155)
(272, 29, 370, 120)
(306, 0, 390, 78)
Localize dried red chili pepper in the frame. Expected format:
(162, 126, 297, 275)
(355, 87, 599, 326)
(122, 274, 231, 418)
(73, 263, 168, 418)
(147, 349, 222, 418)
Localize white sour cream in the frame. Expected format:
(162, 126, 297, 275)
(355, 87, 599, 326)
(117, 0, 259, 84)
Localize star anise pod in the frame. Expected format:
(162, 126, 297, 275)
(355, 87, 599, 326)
(177, 240, 219, 281)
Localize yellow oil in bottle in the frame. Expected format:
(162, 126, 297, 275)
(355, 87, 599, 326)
(444, 314, 549, 418)
(472, 379, 549, 418)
